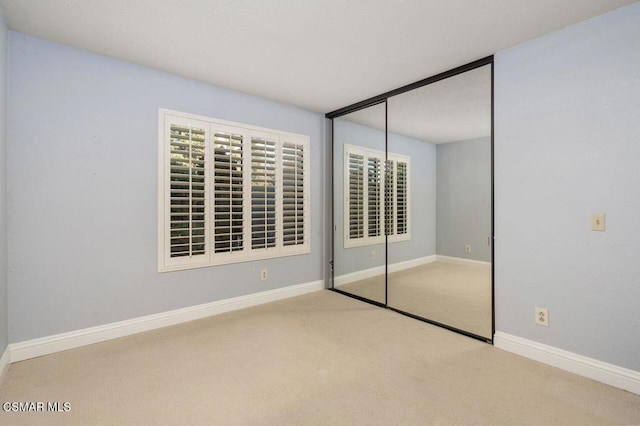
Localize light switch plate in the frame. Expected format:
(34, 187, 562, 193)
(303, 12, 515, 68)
(591, 213, 606, 231)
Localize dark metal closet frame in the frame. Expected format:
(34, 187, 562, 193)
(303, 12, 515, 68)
(327, 55, 495, 344)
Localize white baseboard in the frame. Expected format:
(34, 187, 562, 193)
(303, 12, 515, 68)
(0, 346, 9, 385)
(436, 255, 491, 268)
(9, 280, 324, 363)
(333, 265, 385, 287)
(494, 332, 640, 395)
(389, 255, 437, 273)
(334, 255, 436, 287)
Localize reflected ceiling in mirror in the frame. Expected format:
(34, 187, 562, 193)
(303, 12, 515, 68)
(345, 65, 490, 144)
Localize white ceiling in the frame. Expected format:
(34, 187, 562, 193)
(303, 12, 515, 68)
(0, 0, 634, 114)
(344, 65, 491, 144)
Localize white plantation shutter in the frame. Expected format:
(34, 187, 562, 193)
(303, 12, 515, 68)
(384, 159, 395, 236)
(347, 153, 365, 239)
(282, 142, 305, 246)
(251, 137, 277, 249)
(168, 123, 207, 259)
(396, 161, 408, 235)
(367, 157, 382, 237)
(159, 110, 310, 272)
(213, 131, 244, 253)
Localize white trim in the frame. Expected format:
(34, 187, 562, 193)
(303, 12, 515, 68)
(334, 255, 436, 287)
(0, 346, 10, 385)
(158, 109, 311, 272)
(388, 255, 436, 273)
(334, 265, 385, 287)
(494, 332, 640, 395)
(8, 280, 324, 363)
(436, 255, 491, 268)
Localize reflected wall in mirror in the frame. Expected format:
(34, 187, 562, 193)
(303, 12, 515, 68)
(332, 102, 387, 304)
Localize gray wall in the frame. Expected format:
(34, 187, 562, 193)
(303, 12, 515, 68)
(495, 2, 640, 371)
(0, 15, 7, 354)
(436, 137, 491, 262)
(333, 119, 436, 276)
(7, 32, 325, 343)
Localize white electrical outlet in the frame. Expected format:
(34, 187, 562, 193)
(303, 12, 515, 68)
(371, 251, 376, 260)
(535, 307, 549, 326)
(261, 269, 268, 281)
(465, 245, 471, 253)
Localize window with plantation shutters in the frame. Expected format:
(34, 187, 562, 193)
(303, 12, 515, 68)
(159, 110, 310, 272)
(251, 137, 277, 249)
(282, 142, 305, 246)
(213, 132, 244, 254)
(168, 124, 207, 258)
(347, 153, 365, 239)
(396, 161, 408, 235)
(367, 158, 382, 237)
(344, 144, 410, 248)
(384, 159, 395, 237)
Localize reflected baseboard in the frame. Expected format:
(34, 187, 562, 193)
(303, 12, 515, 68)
(334, 255, 436, 287)
(436, 255, 491, 269)
(333, 255, 491, 288)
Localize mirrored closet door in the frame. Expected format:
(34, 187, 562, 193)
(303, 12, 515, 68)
(386, 65, 492, 340)
(329, 58, 493, 342)
(332, 102, 387, 305)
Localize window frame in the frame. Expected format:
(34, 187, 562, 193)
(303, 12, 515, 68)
(158, 109, 310, 272)
(343, 143, 411, 249)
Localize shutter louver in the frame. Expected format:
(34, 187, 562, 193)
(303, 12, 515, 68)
(251, 137, 277, 249)
(348, 153, 365, 239)
(282, 142, 305, 246)
(213, 132, 244, 253)
(396, 162, 407, 234)
(385, 160, 395, 236)
(367, 157, 381, 237)
(169, 124, 206, 258)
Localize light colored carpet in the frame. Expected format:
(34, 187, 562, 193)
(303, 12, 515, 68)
(1, 290, 639, 425)
(338, 261, 492, 338)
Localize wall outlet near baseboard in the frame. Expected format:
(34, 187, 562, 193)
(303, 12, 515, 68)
(261, 269, 268, 281)
(465, 244, 471, 253)
(371, 251, 376, 261)
(535, 307, 549, 326)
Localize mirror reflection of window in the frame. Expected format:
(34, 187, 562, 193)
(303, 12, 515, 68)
(343, 144, 410, 248)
